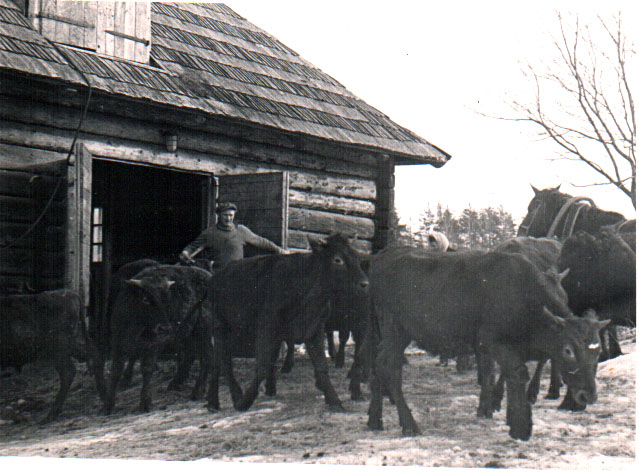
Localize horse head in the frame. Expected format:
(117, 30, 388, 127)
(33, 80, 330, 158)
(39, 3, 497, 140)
(518, 185, 570, 237)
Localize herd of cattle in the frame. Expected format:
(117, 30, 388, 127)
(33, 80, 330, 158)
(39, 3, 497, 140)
(1, 186, 636, 442)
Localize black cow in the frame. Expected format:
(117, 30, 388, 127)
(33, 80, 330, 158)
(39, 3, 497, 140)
(559, 228, 636, 360)
(97, 259, 160, 386)
(100, 265, 212, 414)
(1, 289, 104, 422)
(206, 233, 369, 413)
(366, 247, 608, 440)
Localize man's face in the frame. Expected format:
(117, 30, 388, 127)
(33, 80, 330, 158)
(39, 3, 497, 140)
(219, 210, 236, 225)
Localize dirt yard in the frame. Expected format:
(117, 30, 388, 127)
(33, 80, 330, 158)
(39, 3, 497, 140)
(1, 337, 635, 470)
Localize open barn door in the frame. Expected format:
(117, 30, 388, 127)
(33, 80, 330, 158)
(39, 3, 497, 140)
(217, 172, 289, 256)
(65, 143, 92, 308)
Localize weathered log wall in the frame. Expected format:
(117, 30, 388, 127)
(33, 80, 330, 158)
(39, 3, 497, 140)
(0, 151, 66, 293)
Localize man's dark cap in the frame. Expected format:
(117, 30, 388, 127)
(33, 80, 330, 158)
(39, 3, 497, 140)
(216, 202, 237, 213)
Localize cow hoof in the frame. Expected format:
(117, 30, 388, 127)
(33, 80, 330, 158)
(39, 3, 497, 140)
(476, 407, 493, 419)
(167, 381, 181, 392)
(280, 364, 293, 374)
(367, 418, 384, 431)
(139, 402, 152, 413)
(401, 425, 421, 437)
(40, 414, 57, 424)
(327, 404, 346, 413)
(509, 424, 532, 441)
(205, 403, 220, 413)
(350, 392, 366, 402)
(545, 391, 560, 400)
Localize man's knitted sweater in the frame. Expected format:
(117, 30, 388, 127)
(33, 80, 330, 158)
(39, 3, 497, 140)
(183, 223, 282, 267)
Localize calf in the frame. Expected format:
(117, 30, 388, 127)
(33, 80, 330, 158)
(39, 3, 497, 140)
(1, 289, 103, 422)
(100, 265, 212, 414)
(206, 233, 369, 413)
(366, 247, 607, 441)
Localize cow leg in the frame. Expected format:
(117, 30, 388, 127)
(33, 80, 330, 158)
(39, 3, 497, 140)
(326, 327, 336, 360)
(492, 345, 532, 441)
(190, 328, 212, 401)
(139, 348, 158, 412)
(168, 348, 194, 392)
(43, 353, 76, 423)
(371, 335, 418, 436)
(280, 340, 295, 374)
(265, 339, 281, 397)
(477, 351, 499, 418)
(103, 338, 130, 414)
(304, 330, 344, 411)
(335, 328, 349, 368)
(604, 325, 622, 360)
(546, 360, 562, 399)
(526, 359, 546, 404)
(120, 355, 137, 388)
(206, 336, 224, 412)
(234, 329, 275, 411)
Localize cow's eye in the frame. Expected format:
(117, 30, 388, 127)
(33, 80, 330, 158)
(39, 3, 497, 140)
(563, 344, 575, 360)
(141, 295, 151, 305)
(333, 256, 344, 265)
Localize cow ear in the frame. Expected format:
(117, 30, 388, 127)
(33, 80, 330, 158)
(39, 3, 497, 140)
(126, 279, 143, 288)
(307, 236, 326, 253)
(531, 185, 540, 196)
(552, 184, 561, 191)
(542, 306, 566, 328)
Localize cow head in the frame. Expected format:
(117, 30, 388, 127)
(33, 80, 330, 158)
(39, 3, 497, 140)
(308, 233, 370, 296)
(542, 307, 610, 406)
(125, 275, 176, 334)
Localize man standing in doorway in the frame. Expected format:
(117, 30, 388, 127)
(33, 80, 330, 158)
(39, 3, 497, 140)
(180, 202, 289, 270)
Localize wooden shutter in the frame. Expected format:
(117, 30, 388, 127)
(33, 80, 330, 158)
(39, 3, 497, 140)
(97, 1, 151, 63)
(31, 0, 98, 50)
(65, 142, 92, 307)
(217, 172, 289, 255)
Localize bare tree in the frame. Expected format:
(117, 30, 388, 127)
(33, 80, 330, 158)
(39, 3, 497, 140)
(513, 12, 636, 208)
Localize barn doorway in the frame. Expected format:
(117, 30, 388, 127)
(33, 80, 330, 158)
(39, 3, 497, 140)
(89, 159, 214, 327)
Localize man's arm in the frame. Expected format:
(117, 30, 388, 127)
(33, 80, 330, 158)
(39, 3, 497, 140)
(181, 228, 211, 262)
(239, 225, 288, 254)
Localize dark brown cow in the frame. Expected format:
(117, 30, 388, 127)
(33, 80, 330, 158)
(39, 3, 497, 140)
(101, 265, 212, 414)
(1, 289, 103, 422)
(366, 247, 608, 440)
(206, 233, 369, 413)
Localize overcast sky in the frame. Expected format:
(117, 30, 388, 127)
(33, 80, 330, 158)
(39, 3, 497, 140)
(223, 0, 637, 226)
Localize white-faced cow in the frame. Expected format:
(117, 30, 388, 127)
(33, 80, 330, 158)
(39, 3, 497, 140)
(100, 265, 212, 414)
(366, 246, 608, 441)
(206, 233, 369, 413)
(1, 289, 104, 422)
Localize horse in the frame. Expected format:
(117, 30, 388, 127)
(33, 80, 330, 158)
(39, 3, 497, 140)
(517, 185, 634, 239)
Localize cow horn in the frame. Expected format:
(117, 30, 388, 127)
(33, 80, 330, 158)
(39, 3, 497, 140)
(126, 279, 143, 288)
(552, 184, 561, 191)
(541, 306, 566, 328)
(597, 319, 611, 330)
(531, 185, 540, 196)
(558, 268, 570, 281)
(166, 280, 176, 289)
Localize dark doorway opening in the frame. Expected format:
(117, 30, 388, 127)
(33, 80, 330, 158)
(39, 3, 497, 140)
(92, 160, 205, 269)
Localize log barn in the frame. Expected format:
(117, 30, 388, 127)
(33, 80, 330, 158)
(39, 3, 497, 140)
(0, 1, 449, 320)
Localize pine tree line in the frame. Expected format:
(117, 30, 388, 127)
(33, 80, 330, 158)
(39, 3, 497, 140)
(391, 204, 518, 251)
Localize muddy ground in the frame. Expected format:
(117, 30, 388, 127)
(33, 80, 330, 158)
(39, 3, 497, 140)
(0, 337, 635, 470)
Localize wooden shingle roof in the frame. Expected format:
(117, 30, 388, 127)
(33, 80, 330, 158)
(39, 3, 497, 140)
(0, 1, 450, 166)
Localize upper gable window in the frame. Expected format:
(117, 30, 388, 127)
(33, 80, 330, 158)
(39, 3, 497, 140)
(26, 1, 151, 63)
